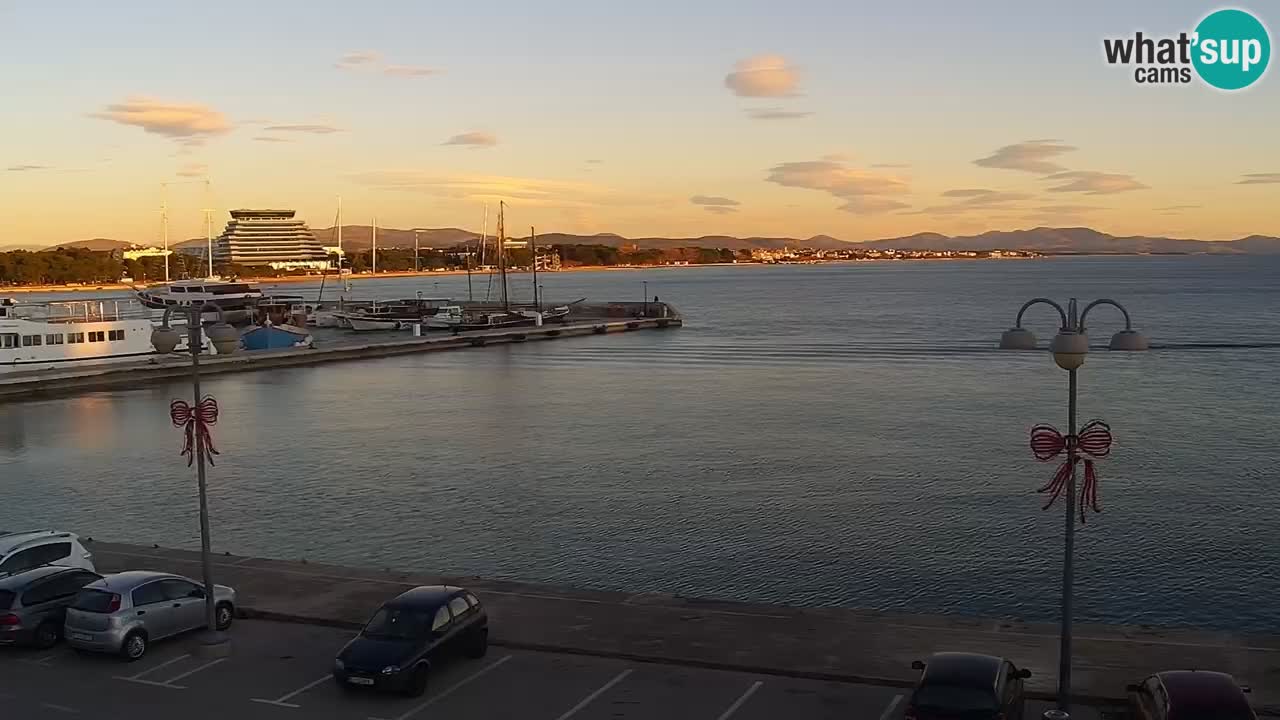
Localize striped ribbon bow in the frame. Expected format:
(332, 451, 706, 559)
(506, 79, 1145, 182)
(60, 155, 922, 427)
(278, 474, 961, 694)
(170, 396, 220, 467)
(1030, 420, 1112, 523)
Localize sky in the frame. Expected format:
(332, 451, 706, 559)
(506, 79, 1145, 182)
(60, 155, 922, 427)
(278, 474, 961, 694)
(1, 0, 1277, 246)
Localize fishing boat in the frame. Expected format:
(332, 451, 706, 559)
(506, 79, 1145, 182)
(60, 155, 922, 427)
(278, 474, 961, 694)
(135, 279, 264, 324)
(0, 298, 159, 372)
(240, 297, 313, 350)
(425, 305, 463, 329)
(334, 296, 455, 331)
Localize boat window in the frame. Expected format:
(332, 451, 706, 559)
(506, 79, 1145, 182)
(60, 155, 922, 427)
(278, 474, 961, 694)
(46, 334, 64, 345)
(88, 331, 105, 343)
(187, 287, 204, 293)
(108, 330, 124, 341)
(0, 334, 16, 348)
(67, 332, 85, 344)
(171, 286, 187, 293)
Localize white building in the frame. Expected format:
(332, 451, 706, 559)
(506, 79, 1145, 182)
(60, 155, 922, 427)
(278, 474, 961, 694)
(213, 209, 331, 268)
(122, 246, 173, 261)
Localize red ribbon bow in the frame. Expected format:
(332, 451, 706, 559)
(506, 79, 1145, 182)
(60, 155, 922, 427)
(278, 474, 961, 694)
(170, 396, 220, 467)
(1029, 420, 1112, 523)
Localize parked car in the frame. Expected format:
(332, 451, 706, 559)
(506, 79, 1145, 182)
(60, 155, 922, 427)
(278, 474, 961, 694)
(63, 571, 236, 660)
(333, 585, 488, 696)
(0, 566, 102, 648)
(0, 530, 95, 575)
(1127, 670, 1256, 720)
(905, 652, 1030, 720)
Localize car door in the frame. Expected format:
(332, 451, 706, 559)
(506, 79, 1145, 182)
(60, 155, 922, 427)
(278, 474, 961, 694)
(447, 595, 472, 649)
(427, 605, 452, 658)
(159, 579, 205, 634)
(130, 581, 175, 638)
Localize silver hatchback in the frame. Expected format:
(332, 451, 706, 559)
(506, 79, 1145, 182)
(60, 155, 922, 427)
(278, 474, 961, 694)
(63, 571, 236, 660)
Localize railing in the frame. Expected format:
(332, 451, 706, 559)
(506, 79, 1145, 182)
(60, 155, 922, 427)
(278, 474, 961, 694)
(13, 299, 153, 323)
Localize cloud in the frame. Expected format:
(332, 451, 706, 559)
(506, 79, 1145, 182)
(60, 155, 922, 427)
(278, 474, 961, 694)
(383, 65, 441, 78)
(6, 164, 49, 172)
(92, 97, 231, 145)
(1237, 172, 1280, 185)
(1043, 171, 1147, 194)
(974, 139, 1076, 174)
(871, 163, 910, 168)
(822, 153, 852, 162)
(335, 50, 381, 70)
(346, 170, 645, 208)
(724, 55, 800, 97)
(913, 189, 1032, 215)
(253, 136, 294, 143)
(1154, 204, 1200, 215)
(744, 107, 813, 120)
(689, 195, 740, 207)
(702, 206, 738, 215)
(443, 131, 498, 148)
(765, 158, 910, 215)
(177, 162, 207, 178)
(585, 159, 603, 165)
(263, 123, 344, 134)
(1033, 204, 1106, 214)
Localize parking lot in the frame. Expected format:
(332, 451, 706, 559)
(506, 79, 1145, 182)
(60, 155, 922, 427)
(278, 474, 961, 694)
(0, 619, 1111, 719)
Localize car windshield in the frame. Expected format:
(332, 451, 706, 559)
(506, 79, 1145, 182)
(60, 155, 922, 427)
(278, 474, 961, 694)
(913, 685, 999, 712)
(362, 607, 430, 639)
(70, 589, 116, 612)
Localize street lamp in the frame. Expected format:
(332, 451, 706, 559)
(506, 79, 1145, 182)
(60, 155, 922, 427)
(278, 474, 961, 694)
(151, 302, 239, 654)
(1000, 297, 1148, 713)
(642, 281, 648, 317)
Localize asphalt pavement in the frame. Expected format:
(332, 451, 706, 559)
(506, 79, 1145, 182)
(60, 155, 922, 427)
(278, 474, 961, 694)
(0, 619, 1111, 720)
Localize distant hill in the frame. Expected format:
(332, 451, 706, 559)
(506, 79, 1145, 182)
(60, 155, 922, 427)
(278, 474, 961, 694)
(62, 226, 1280, 256)
(48, 238, 136, 251)
(863, 227, 1280, 255)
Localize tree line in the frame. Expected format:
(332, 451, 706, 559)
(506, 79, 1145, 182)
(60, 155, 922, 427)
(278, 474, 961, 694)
(0, 244, 749, 287)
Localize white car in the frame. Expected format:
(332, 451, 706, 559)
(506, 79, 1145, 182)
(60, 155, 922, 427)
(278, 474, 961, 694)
(0, 531, 96, 575)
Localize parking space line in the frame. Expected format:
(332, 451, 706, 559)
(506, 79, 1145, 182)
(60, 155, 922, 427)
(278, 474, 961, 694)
(115, 677, 186, 689)
(553, 668, 633, 720)
(368, 655, 513, 720)
(118, 653, 191, 680)
(250, 675, 332, 708)
(40, 703, 80, 714)
(878, 694, 904, 720)
(715, 680, 762, 720)
(163, 657, 226, 684)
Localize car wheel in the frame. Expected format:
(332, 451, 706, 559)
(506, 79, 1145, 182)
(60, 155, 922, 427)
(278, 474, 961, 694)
(466, 627, 489, 658)
(121, 632, 147, 661)
(403, 664, 429, 697)
(214, 603, 234, 631)
(33, 621, 61, 649)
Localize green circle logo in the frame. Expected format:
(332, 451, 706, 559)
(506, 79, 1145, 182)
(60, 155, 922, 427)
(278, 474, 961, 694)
(1192, 9, 1271, 90)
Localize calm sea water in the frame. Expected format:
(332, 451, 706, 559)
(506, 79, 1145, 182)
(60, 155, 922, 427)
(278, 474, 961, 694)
(2, 257, 1278, 633)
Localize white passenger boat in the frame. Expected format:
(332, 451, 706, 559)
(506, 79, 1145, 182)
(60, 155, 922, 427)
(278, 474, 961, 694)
(0, 298, 159, 373)
(135, 279, 264, 323)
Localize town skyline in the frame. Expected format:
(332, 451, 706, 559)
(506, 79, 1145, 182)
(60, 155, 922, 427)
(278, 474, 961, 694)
(3, 1, 1277, 246)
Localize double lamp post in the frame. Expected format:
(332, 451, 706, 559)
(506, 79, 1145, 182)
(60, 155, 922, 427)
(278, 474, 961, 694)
(1000, 297, 1148, 716)
(151, 303, 240, 653)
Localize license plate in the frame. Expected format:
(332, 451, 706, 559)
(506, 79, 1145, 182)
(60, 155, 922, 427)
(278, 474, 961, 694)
(70, 632, 93, 642)
(347, 677, 374, 686)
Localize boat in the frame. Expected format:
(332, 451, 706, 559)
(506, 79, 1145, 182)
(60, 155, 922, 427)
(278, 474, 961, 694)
(453, 311, 538, 332)
(240, 297, 313, 350)
(425, 306, 464, 329)
(135, 279, 264, 324)
(333, 296, 456, 331)
(0, 298, 159, 372)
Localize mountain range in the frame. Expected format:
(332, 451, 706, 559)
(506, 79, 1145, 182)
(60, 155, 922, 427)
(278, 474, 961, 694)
(20, 226, 1280, 255)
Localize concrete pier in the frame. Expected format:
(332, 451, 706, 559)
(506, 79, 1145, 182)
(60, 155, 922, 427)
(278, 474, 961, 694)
(0, 304, 681, 402)
(87, 540, 1279, 713)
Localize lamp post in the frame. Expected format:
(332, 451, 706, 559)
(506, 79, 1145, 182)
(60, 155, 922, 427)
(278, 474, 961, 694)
(151, 302, 240, 654)
(642, 281, 648, 317)
(1000, 297, 1148, 713)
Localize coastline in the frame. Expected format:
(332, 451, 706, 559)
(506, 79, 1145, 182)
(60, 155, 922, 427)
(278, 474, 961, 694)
(0, 255, 1049, 295)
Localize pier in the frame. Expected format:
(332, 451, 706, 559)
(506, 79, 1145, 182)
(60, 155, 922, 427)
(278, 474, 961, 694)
(79, 540, 1279, 714)
(0, 302, 681, 402)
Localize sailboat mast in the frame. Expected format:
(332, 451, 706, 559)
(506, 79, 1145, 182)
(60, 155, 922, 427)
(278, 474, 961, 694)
(204, 179, 213, 278)
(498, 201, 508, 309)
(336, 196, 343, 269)
(372, 216, 378, 274)
(531, 225, 538, 311)
(161, 184, 170, 283)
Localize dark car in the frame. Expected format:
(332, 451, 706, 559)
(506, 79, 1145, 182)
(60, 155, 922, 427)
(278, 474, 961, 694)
(906, 652, 1030, 720)
(0, 565, 102, 648)
(1128, 670, 1256, 720)
(333, 585, 488, 696)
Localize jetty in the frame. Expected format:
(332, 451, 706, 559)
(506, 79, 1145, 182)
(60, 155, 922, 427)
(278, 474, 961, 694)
(85, 539, 1279, 713)
(0, 301, 680, 402)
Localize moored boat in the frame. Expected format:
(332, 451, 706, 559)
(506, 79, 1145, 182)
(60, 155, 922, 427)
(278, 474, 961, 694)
(135, 279, 264, 324)
(0, 298, 159, 372)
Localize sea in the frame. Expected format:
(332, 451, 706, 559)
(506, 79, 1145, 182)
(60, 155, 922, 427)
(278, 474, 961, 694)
(2, 256, 1278, 633)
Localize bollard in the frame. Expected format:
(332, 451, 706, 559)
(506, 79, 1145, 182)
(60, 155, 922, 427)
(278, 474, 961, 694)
(1043, 711, 1069, 720)
(412, 323, 422, 337)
